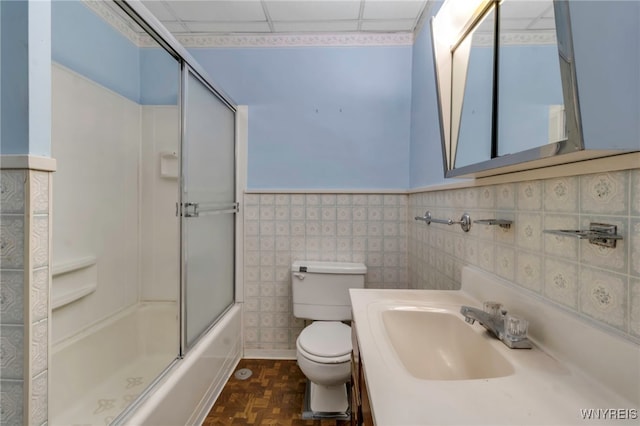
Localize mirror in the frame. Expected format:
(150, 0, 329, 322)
(432, 0, 584, 178)
(453, 6, 495, 168)
(497, 0, 565, 156)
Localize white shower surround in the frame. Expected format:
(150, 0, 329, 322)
(50, 61, 244, 425)
(51, 63, 181, 342)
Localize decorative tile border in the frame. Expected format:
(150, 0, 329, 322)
(159, 32, 414, 49)
(81, 0, 143, 46)
(473, 31, 557, 47)
(0, 167, 51, 426)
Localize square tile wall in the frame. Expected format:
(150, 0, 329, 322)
(409, 169, 640, 343)
(243, 193, 408, 351)
(0, 169, 50, 426)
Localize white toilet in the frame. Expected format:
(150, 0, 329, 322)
(292, 260, 367, 417)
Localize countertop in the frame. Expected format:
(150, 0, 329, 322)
(350, 288, 636, 426)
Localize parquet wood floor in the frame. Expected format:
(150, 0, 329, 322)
(203, 359, 351, 426)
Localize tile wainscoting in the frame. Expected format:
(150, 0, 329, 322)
(409, 168, 640, 342)
(242, 193, 408, 353)
(0, 167, 52, 426)
(243, 169, 640, 356)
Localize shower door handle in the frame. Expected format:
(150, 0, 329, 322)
(179, 202, 238, 217)
(184, 202, 199, 217)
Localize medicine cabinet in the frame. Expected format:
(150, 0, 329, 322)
(431, 0, 640, 178)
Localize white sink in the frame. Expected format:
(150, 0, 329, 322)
(381, 308, 514, 380)
(350, 277, 636, 425)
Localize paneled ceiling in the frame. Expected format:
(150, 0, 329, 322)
(139, 0, 431, 34)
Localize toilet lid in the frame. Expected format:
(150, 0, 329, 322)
(298, 321, 352, 358)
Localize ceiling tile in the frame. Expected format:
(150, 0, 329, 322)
(360, 19, 415, 32)
(265, 0, 361, 21)
(362, 0, 426, 20)
(167, 0, 267, 22)
(500, 0, 553, 20)
(140, 0, 430, 36)
(141, 1, 177, 21)
(500, 18, 533, 31)
(184, 21, 272, 32)
(272, 20, 360, 32)
(162, 21, 190, 32)
(529, 17, 556, 31)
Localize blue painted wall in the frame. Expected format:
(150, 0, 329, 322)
(190, 46, 412, 189)
(570, 0, 640, 151)
(1, 0, 29, 155)
(140, 48, 180, 105)
(409, 15, 448, 188)
(52, 0, 141, 103)
(47, 0, 640, 187)
(52, 1, 411, 190)
(52, 0, 179, 105)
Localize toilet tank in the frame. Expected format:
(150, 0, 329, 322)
(292, 261, 367, 321)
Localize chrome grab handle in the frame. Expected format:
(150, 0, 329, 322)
(414, 211, 472, 232)
(180, 202, 238, 217)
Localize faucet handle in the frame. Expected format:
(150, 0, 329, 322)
(482, 301, 504, 318)
(504, 314, 529, 341)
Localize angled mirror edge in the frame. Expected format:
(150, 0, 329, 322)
(430, 0, 497, 175)
(430, 16, 453, 174)
(554, 0, 584, 154)
(451, 33, 473, 168)
(453, 6, 497, 169)
(434, 0, 586, 179)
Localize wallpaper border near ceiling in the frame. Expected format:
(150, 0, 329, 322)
(82, 0, 414, 48)
(145, 32, 414, 48)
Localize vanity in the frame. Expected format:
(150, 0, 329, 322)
(349, 266, 638, 425)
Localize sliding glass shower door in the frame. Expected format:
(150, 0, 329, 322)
(181, 67, 236, 350)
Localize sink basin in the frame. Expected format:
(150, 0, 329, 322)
(382, 308, 515, 380)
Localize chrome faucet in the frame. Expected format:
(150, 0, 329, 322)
(460, 305, 532, 349)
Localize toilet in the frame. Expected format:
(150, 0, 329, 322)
(292, 260, 367, 417)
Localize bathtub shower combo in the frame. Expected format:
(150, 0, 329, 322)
(50, 2, 241, 424)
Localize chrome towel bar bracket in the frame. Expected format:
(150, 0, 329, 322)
(543, 223, 623, 248)
(414, 211, 472, 232)
(473, 219, 513, 229)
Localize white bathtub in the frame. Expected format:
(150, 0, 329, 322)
(50, 302, 242, 426)
(122, 304, 242, 426)
(51, 303, 179, 425)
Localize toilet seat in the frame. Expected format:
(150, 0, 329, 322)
(297, 321, 352, 364)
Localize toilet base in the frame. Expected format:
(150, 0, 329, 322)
(301, 380, 351, 420)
